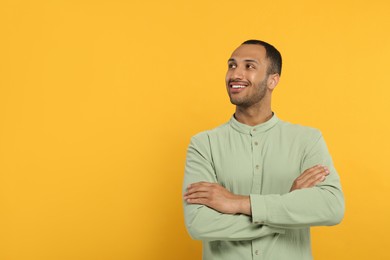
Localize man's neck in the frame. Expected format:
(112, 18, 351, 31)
(234, 105, 273, 126)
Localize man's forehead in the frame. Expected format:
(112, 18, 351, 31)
(229, 44, 266, 62)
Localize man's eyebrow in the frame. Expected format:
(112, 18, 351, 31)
(243, 59, 259, 64)
(227, 58, 259, 64)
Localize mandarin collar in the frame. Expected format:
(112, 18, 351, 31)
(229, 113, 279, 135)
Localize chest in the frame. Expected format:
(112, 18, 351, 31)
(211, 134, 303, 195)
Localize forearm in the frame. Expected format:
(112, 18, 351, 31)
(184, 202, 284, 241)
(250, 181, 344, 229)
(184, 183, 252, 215)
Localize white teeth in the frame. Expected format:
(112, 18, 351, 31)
(231, 85, 246, 89)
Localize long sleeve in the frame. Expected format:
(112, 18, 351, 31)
(250, 133, 345, 228)
(182, 116, 343, 259)
(183, 135, 285, 241)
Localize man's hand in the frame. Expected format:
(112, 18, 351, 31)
(290, 165, 330, 192)
(184, 182, 251, 215)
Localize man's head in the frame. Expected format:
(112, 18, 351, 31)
(225, 40, 282, 108)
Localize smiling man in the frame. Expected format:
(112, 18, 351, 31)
(182, 40, 344, 260)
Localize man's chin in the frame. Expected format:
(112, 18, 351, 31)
(230, 98, 248, 107)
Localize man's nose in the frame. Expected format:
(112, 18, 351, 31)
(232, 66, 244, 79)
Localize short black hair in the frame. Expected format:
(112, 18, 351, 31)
(242, 39, 282, 76)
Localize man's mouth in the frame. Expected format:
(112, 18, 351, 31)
(229, 81, 248, 90)
(231, 85, 247, 89)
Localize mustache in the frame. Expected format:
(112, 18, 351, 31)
(228, 79, 249, 85)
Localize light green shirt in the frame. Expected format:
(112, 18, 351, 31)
(183, 114, 344, 260)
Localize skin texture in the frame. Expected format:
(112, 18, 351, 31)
(184, 44, 330, 216)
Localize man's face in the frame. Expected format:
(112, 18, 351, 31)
(225, 44, 270, 108)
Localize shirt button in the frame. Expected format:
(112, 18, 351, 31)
(253, 128, 257, 131)
(255, 250, 259, 255)
(255, 165, 260, 169)
(254, 141, 258, 146)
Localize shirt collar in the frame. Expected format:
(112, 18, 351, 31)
(229, 113, 279, 135)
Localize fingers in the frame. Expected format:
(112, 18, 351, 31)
(183, 182, 215, 202)
(300, 172, 326, 188)
(298, 165, 329, 183)
(303, 164, 329, 177)
(185, 182, 214, 195)
(290, 165, 331, 191)
(184, 191, 209, 200)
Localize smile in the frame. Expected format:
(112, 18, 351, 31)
(231, 85, 247, 89)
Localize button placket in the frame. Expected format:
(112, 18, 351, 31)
(251, 136, 262, 194)
(250, 132, 265, 259)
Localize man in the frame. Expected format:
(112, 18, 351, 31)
(182, 40, 344, 260)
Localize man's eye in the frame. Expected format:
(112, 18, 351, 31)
(246, 64, 255, 69)
(228, 64, 236, 69)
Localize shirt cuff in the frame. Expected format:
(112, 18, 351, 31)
(250, 194, 267, 224)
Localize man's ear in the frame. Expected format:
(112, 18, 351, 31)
(267, 73, 280, 90)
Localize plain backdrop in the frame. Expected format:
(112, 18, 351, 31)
(1, 0, 389, 259)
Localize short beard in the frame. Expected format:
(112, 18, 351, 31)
(229, 77, 268, 108)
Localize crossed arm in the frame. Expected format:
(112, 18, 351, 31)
(183, 165, 330, 216)
(183, 133, 344, 241)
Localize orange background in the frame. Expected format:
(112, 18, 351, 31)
(1, 0, 389, 259)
